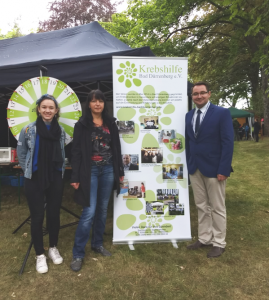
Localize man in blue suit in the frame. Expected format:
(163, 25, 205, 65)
(185, 81, 233, 258)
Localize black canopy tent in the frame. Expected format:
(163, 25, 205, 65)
(0, 21, 192, 147)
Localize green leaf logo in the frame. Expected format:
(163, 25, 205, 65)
(116, 61, 142, 88)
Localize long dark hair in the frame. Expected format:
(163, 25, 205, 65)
(86, 89, 109, 127)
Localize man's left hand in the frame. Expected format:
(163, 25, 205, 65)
(119, 176, 124, 182)
(217, 174, 228, 181)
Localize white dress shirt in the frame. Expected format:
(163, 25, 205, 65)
(192, 101, 211, 133)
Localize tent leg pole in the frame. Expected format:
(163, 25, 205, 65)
(8, 125, 10, 147)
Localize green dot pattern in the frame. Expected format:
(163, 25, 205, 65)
(125, 231, 139, 237)
(153, 165, 162, 173)
(116, 214, 136, 230)
(126, 199, 144, 211)
(143, 85, 155, 101)
(156, 174, 163, 184)
(167, 154, 174, 161)
(139, 108, 146, 113)
(164, 211, 176, 220)
(133, 78, 142, 87)
(142, 133, 159, 147)
(158, 91, 169, 105)
(163, 104, 175, 114)
(139, 214, 147, 220)
(179, 178, 187, 189)
(127, 91, 143, 104)
(161, 223, 173, 232)
(176, 157, 182, 163)
(117, 108, 136, 121)
(160, 117, 172, 125)
(139, 222, 146, 229)
(144, 190, 156, 202)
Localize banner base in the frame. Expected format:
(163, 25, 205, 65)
(171, 240, 178, 249)
(113, 237, 192, 245)
(128, 241, 135, 251)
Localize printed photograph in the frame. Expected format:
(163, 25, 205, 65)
(162, 164, 183, 180)
(156, 189, 179, 202)
(169, 203, 184, 216)
(141, 147, 163, 164)
(122, 154, 139, 171)
(158, 130, 176, 143)
(140, 116, 159, 129)
(119, 179, 129, 195)
(123, 181, 146, 199)
(158, 130, 182, 150)
(146, 201, 164, 215)
(117, 121, 135, 135)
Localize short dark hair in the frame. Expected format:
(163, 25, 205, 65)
(192, 81, 210, 93)
(36, 94, 60, 119)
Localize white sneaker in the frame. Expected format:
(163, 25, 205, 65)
(48, 247, 63, 264)
(36, 254, 48, 274)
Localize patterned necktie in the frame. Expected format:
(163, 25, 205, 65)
(195, 109, 202, 135)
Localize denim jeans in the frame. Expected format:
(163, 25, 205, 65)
(72, 163, 114, 258)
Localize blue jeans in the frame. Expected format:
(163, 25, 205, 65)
(72, 163, 114, 258)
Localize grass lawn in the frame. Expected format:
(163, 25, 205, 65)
(0, 138, 268, 300)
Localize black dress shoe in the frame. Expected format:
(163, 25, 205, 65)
(187, 240, 212, 250)
(207, 246, 225, 258)
(91, 246, 112, 257)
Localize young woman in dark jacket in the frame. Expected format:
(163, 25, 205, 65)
(70, 90, 124, 272)
(17, 94, 66, 274)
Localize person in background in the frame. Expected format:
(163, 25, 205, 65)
(185, 81, 233, 258)
(156, 149, 163, 163)
(17, 94, 66, 274)
(253, 118, 261, 142)
(151, 151, 157, 163)
(238, 124, 243, 140)
(122, 154, 138, 170)
(70, 89, 124, 272)
(148, 151, 153, 163)
(261, 118, 264, 136)
(244, 123, 249, 140)
(142, 151, 149, 163)
(232, 118, 240, 141)
(141, 182, 145, 198)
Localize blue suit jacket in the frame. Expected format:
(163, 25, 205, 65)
(185, 103, 234, 177)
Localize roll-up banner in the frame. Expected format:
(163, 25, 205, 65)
(112, 57, 191, 247)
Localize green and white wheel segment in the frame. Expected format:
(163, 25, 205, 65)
(7, 77, 82, 145)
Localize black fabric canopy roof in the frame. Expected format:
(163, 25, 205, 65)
(0, 21, 193, 147)
(0, 21, 154, 88)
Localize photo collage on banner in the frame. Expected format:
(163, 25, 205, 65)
(113, 57, 191, 244)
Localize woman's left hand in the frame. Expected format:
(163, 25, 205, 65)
(119, 176, 124, 182)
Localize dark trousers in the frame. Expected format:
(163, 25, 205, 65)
(24, 170, 63, 255)
(254, 132, 259, 142)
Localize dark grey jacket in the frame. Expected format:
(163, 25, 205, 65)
(70, 116, 124, 207)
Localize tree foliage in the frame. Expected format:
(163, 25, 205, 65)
(0, 23, 23, 40)
(103, 0, 269, 134)
(39, 0, 121, 32)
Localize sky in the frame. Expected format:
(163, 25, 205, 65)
(0, 0, 128, 35)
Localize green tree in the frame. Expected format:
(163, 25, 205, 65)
(0, 23, 23, 40)
(104, 0, 269, 134)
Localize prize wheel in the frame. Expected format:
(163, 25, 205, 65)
(7, 77, 82, 145)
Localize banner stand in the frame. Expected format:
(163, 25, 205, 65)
(113, 56, 192, 246)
